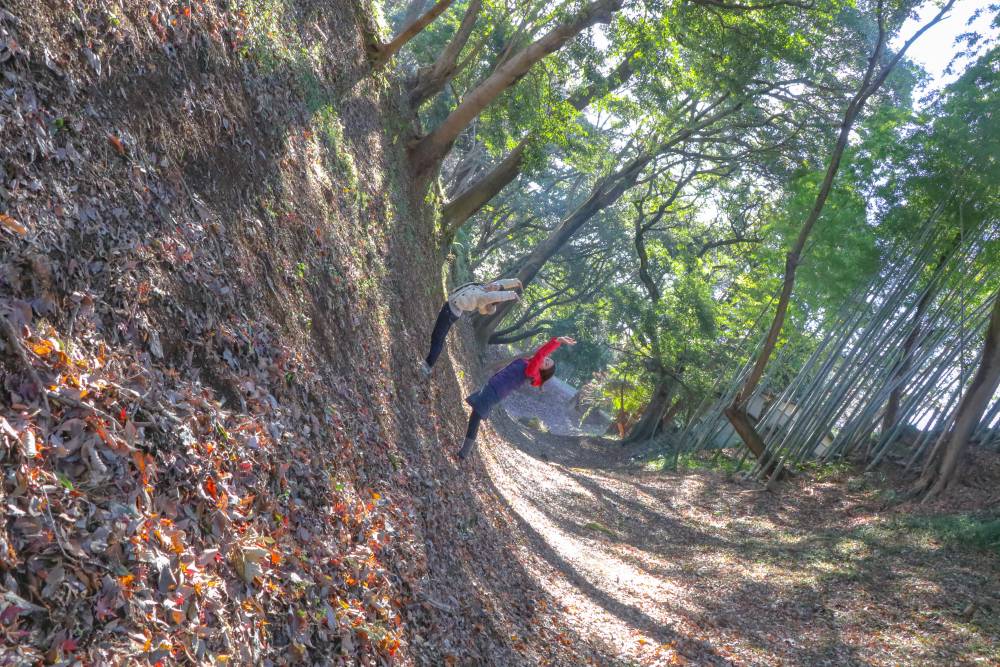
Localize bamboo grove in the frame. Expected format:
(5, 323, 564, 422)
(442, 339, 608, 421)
(367, 0, 1000, 496)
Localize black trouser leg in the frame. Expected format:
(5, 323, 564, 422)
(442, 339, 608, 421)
(465, 411, 482, 440)
(458, 411, 482, 459)
(426, 302, 459, 368)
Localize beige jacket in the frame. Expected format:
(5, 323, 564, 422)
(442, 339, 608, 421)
(448, 279, 520, 316)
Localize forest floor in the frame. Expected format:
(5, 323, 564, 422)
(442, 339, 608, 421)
(471, 392, 1000, 666)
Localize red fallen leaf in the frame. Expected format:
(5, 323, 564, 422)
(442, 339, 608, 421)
(108, 134, 125, 155)
(119, 407, 127, 423)
(204, 477, 218, 499)
(61, 638, 78, 652)
(240, 461, 253, 472)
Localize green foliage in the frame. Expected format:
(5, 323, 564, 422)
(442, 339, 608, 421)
(901, 515, 1000, 556)
(643, 449, 745, 474)
(235, 0, 325, 86)
(313, 106, 361, 196)
(398, 0, 999, 457)
(795, 458, 856, 482)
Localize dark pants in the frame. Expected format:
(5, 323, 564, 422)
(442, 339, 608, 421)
(426, 302, 460, 368)
(465, 411, 482, 441)
(458, 411, 483, 459)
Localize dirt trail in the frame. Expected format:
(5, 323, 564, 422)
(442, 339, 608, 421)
(470, 394, 1000, 666)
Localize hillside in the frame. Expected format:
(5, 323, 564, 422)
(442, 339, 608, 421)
(0, 2, 599, 664)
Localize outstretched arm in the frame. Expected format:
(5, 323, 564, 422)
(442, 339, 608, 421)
(482, 290, 519, 305)
(487, 278, 523, 291)
(524, 337, 561, 386)
(477, 289, 519, 315)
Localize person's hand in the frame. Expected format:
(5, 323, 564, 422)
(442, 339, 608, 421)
(556, 336, 576, 345)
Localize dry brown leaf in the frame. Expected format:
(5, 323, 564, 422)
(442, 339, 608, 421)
(0, 213, 27, 235)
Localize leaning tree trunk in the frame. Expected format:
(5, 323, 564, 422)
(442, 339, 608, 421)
(439, 51, 637, 236)
(916, 291, 1000, 499)
(370, 0, 455, 69)
(724, 0, 955, 467)
(623, 381, 674, 445)
(409, 0, 622, 187)
(440, 140, 528, 239)
(473, 93, 744, 344)
(473, 151, 652, 343)
(407, 0, 483, 108)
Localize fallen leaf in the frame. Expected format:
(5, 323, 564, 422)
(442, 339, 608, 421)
(0, 213, 27, 235)
(108, 134, 125, 155)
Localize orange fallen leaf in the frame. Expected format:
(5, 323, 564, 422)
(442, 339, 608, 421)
(32, 340, 53, 356)
(108, 134, 125, 155)
(0, 213, 27, 236)
(132, 451, 148, 482)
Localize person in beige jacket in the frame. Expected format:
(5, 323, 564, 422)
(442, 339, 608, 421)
(422, 278, 522, 375)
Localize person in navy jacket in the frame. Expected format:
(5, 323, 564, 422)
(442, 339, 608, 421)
(458, 336, 576, 460)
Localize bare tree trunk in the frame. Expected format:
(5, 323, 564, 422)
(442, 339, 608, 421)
(440, 140, 528, 240)
(371, 0, 455, 69)
(725, 0, 956, 465)
(409, 0, 622, 186)
(724, 406, 767, 458)
(623, 381, 673, 444)
(400, 0, 430, 30)
(408, 0, 483, 108)
(474, 150, 653, 343)
(916, 292, 1000, 499)
(439, 52, 637, 236)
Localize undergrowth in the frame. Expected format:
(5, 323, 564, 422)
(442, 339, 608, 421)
(644, 448, 745, 473)
(901, 514, 1000, 555)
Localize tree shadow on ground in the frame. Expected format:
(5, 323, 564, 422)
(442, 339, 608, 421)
(477, 451, 737, 665)
(488, 409, 1000, 665)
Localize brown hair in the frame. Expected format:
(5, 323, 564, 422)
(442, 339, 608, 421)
(539, 364, 556, 384)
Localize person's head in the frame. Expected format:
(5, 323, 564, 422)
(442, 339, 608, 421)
(538, 357, 556, 384)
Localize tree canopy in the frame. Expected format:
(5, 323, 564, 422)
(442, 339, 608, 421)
(372, 0, 1000, 495)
